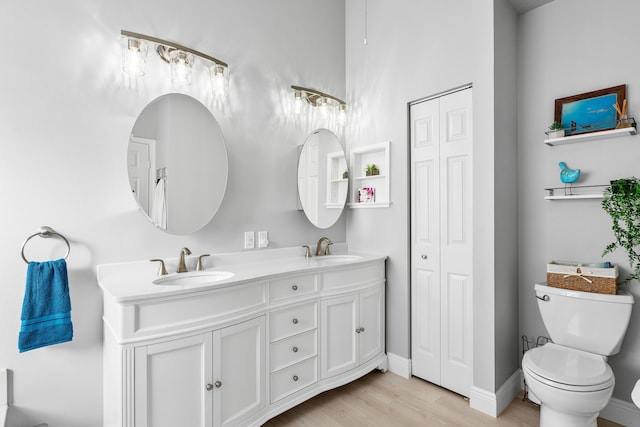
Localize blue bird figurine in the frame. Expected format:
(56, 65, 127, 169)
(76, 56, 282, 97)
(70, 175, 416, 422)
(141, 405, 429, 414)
(559, 161, 580, 195)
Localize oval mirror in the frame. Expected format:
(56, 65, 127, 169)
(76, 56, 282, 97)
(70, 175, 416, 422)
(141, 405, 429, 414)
(127, 93, 228, 234)
(297, 129, 348, 229)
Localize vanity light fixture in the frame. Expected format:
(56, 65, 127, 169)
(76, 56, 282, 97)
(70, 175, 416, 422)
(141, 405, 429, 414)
(121, 30, 229, 95)
(291, 85, 347, 123)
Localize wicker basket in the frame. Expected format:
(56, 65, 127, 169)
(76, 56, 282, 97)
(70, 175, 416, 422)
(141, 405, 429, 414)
(546, 261, 617, 295)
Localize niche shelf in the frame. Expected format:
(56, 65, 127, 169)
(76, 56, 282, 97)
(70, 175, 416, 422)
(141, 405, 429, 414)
(349, 141, 391, 208)
(544, 118, 636, 146)
(326, 150, 348, 208)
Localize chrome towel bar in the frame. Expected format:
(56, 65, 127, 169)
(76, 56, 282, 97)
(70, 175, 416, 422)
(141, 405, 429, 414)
(21, 226, 70, 264)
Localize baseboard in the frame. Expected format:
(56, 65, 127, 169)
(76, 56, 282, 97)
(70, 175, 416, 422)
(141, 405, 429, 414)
(386, 352, 411, 379)
(470, 369, 521, 417)
(600, 396, 640, 427)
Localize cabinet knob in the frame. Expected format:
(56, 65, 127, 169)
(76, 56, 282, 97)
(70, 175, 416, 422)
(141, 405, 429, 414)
(215, 380, 222, 388)
(421, 254, 427, 260)
(356, 328, 361, 333)
(292, 375, 299, 382)
(292, 318, 299, 324)
(292, 346, 299, 353)
(292, 284, 298, 291)
(360, 327, 365, 333)
(206, 383, 213, 391)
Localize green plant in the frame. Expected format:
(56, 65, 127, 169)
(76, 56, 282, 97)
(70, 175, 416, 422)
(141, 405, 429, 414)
(602, 177, 640, 284)
(548, 121, 562, 131)
(366, 164, 378, 172)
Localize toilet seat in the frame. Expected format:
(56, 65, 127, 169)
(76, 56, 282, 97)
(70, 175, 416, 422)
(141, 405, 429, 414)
(523, 343, 614, 392)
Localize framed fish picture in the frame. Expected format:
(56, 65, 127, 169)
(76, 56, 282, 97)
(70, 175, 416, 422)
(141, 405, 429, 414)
(554, 85, 626, 136)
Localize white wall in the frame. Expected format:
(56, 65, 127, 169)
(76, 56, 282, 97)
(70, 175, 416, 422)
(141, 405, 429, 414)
(344, 0, 519, 398)
(0, 1, 345, 425)
(518, 0, 640, 403)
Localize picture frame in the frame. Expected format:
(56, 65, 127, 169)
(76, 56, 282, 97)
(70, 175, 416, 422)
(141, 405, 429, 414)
(554, 84, 626, 136)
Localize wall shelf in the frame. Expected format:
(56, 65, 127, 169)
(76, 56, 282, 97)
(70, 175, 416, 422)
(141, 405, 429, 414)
(349, 141, 390, 208)
(545, 119, 636, 146)
(544, 184, 608, 200)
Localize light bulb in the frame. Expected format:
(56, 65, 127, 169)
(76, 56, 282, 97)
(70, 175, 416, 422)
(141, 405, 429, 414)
(121, 37, 148, 76)
(294, 90, 304, 115)
(318, 97, 329, 118)
(338, 104, 347, 124)
(210, 65, 228, 97)
(169, 50, 194, 86)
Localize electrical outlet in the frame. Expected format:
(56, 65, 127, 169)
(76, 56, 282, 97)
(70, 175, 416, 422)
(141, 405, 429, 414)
(244, 231, 255, 249)
(258, 231, 269, 248)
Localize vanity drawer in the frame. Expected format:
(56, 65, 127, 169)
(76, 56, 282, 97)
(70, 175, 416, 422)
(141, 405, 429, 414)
(270, 356, 318, 403)
(269, 274, 317, 302)
(270, 329, 317, 372)
(269, 302, 317, 342)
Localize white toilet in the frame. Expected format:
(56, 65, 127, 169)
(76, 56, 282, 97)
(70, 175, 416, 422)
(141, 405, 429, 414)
(522, 283, 634, 427)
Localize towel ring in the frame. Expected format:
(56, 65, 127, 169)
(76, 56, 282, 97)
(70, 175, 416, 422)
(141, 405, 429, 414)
(21, 226, 70, 264)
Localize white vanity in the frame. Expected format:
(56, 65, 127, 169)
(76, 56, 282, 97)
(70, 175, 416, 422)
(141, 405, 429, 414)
(98, 248, 387, 427)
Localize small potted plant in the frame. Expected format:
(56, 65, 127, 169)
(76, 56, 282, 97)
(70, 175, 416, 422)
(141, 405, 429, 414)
(548, 122, 564, 139)
(365, 164, 379, 176)
(342, 170, 348, 179)
(602, 177, 640, 284)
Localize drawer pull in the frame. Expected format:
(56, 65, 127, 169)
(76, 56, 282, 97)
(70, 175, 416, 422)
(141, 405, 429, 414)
(292, 284, 298, 291)
(215, 380, 222, 388)
(292, 375, 299, 382)
(292, 318, 299, 324)
(292, 346, 299, 353)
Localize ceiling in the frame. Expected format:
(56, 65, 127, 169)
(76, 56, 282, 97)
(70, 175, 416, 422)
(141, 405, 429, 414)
(507, 0, 554, 14)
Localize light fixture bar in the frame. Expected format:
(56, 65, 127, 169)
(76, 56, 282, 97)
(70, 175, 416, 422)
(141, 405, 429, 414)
(121, 30, 228, 67)
(291, 85, 346, 106)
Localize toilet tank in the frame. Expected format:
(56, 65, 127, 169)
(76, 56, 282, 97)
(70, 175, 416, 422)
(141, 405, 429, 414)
(535, 283, 634, 356)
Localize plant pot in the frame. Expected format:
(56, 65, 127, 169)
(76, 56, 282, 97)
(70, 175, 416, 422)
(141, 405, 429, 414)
(548, 129, 565, 139)
(366, 170, 379, 176)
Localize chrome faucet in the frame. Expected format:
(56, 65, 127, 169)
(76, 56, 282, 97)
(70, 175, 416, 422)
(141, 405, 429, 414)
(177, 247, 192, 273)
(315, 237, 333, 256)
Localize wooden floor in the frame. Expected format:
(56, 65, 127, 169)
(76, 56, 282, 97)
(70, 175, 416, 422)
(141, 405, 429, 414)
(264, 370, 622, 426)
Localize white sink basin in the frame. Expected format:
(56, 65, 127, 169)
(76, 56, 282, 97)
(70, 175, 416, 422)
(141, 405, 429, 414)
(152, 271, 234, 286)
(313, 255, 363, 264)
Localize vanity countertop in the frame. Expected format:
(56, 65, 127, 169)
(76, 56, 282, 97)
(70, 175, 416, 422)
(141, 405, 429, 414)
(97, 245, 386, 303)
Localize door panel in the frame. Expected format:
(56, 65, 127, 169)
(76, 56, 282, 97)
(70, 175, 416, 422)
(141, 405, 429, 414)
(215, 316, 265, 427)
(411, 87, 473, 398)
(135, 333, 212, 427)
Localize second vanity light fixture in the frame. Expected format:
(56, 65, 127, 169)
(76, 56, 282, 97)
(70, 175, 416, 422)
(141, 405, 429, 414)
(291, 85, 347, 124)
(120, 30, 229, 96)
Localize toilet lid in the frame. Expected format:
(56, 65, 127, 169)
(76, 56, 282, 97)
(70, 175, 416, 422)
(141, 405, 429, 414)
(524, 343, 613, 388)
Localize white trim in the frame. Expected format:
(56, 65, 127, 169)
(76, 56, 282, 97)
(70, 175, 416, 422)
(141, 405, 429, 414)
(469, 386, 496, 416)
(387, 353, 411, 378)
(600, 397, 640, 427)
(470, 369, 521, 417)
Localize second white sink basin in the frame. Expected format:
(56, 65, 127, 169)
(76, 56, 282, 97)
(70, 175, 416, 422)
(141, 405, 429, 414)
(314, 255, 363, 264)
(153, 271, 235, 286)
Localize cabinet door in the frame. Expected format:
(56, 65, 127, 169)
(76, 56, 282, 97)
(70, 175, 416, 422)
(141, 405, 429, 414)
(321, 294, 358, 378)
(214, 316, 265, 427)
(134, 333, 213, 427)
(358, 286, 384, 364)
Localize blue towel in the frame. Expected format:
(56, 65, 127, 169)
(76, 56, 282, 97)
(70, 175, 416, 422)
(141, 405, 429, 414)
(18, 259, 73, 352)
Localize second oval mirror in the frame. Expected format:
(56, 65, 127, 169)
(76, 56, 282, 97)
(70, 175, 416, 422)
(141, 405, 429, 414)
(298, 129, 348, 229)
(128, 93, 228, 235)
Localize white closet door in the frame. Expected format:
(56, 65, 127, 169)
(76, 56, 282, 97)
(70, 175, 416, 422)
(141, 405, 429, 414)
(411, 88, 473, 398)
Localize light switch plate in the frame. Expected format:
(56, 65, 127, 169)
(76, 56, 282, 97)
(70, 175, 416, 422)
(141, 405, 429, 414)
(244, 231, 255, 249)
(258, 231, 269, 248)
